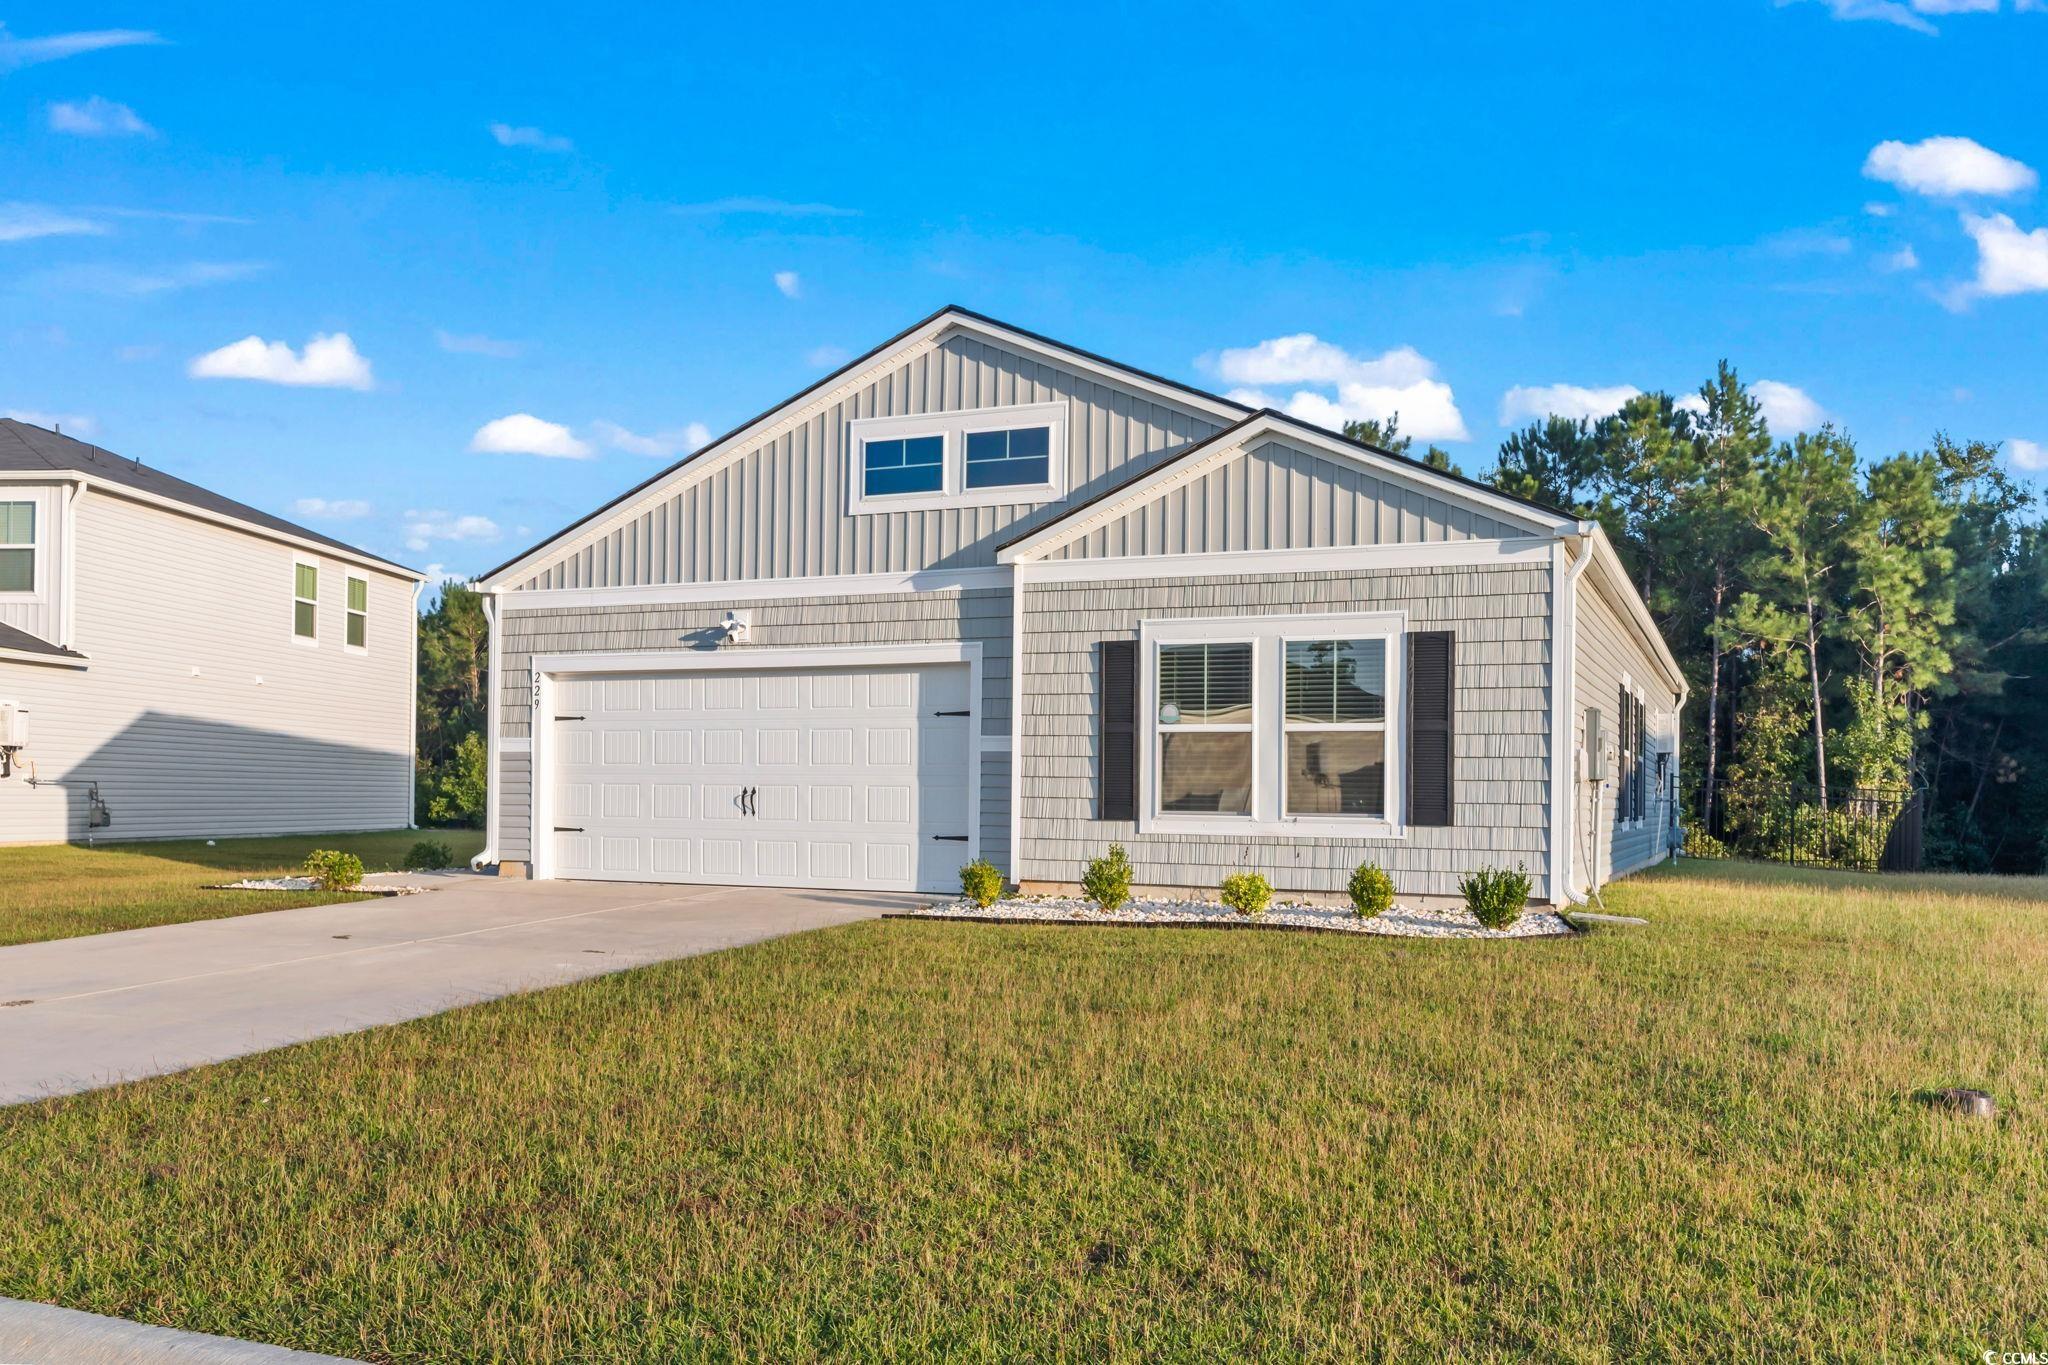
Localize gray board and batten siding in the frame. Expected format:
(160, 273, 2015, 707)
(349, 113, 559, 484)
(513, 332, 1226, 590)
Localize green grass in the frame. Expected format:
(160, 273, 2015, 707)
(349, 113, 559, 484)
(0, 829, 484, 947)
(1, 861, 2044, 1360)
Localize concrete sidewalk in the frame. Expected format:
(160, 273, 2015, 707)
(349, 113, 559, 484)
(0, 876, 917, 1105)
(0, 1295, 363, 1364)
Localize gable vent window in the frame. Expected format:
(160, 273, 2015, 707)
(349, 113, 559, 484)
(346, 575, 368, 651)
(964, 426, 1052, 490)
(861, 434, 944, 498)
(845, 401, 1067, 515)
(293, 561, 318, 641)
(0, 502, 33, 593)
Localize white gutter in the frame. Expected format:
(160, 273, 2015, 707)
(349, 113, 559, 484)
(471, 589, 502, 870)
(59, 479, 82, 650)
(1551, 527, 1597, 907)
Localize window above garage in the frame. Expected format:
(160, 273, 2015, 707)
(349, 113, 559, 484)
(846, 400, 1067, 516)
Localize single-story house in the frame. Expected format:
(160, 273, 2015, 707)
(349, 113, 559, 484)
(473, 307, 1687, 905)
(0, 419, 423, 843)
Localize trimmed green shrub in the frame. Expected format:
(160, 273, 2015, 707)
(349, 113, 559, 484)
(1458, 863, 1531, 930)
(959, 859, 1003, 908)
(1219, 871, 1272, 917)
(1347, 861, 1395, 918)
(405, 839, 456, 870)
(303, 849, 365, 892)
(1081, 844, 1134, 913)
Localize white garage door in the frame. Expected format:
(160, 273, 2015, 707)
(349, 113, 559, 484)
(547, 663, 973, 892)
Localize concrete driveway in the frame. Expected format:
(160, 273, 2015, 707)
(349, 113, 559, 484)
(0, 875, 921, 1106)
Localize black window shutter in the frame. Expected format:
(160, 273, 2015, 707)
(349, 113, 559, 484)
(1407, 631, 1455, 827)
(1099, 639, 1138, 822)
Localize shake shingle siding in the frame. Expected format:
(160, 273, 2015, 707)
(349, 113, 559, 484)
(1015, 564, 1554, 899)
(494, 587, 1014, 864)
(1571, 574, 1683, 888)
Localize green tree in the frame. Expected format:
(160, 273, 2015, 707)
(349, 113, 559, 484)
(1669, 362, 1772, 826)
(1731, 427, 1863, 814)
(1489, 415, 1605, 512)
(1593, 392, 1696, 600)
(1344, 412, 1458, 473)
(416, 580, 491, 825)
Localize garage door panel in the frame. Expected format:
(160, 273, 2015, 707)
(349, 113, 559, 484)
(550, 661, 973, 892)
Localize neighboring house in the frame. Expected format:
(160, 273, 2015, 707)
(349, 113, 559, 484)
(473, 307, 1686, 905)
(0, 419, 422, 843)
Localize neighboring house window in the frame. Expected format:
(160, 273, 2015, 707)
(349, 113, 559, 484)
(0, 502, 32, 593)
(963, 425, 1052, 489)
(1283, 639, 1388, 818)
(346, 575, 368, 650)
(1156, 642, 1254, 815)
(294, 560, 318, 641)
(861, 434, 945, 498)
(1142, 612, 1406, 837)
(844, 401, 1067, 514)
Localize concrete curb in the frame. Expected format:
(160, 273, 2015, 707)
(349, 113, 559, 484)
(0, 1296, 364, 1363)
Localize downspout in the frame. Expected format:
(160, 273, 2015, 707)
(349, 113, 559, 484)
(407, 578, 422, 830)
(471, 588, 502, 871)
(59, 479, 82, 650)
(1553, 527, 1597, 907)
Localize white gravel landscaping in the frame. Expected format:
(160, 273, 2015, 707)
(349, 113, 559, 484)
(902, 895, 1575, 939)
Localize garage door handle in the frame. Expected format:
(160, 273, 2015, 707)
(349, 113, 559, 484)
(554, 715, 586, 721)
(934, 709, 971, 717)
(554, 826, 585, 833)
(932, 834, 969, 842)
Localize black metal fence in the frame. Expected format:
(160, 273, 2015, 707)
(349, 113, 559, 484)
(1697, 783, 1924, 872)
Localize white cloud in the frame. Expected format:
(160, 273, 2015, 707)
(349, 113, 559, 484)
(1206, 334, 1468, 440)
(1953, 212, 2048, 301)
(188, 332, 373, 390)
(0, 202, 105, 243)
(403, 510, 501, 553)
(48, 96, 153, 137)
(1677, 380, 1826, 434)
(1785, 0, 2022, 32)
(0, 24, 163, 72)
(1863, 137, 2037, 197)
(774, 270, 802, 298)
(591, 419, 712, 458)
(806, 344, 849, 369)
(1500, 383, 1642, 425)
(1864, 201, 1898, 218)
(2008, 438, 2048, 472)
(2, 409, 96, 436)
(669, 197, 859, 218)
(292, 497, 371, 520)
(489, 122, 571, 153)
(469, 413, 592, 459)
(435, 329, 523, 358)
(1878, 243, 1921, 271)
(36, 260, 267, 296)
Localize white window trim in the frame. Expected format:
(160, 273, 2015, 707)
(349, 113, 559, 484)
(344, 574, 369, 655)
(845, 400, 1068, 516)
(1139, 611, 1408, 840)
(292, 554, 320, 647)
(0, 492, 45, 602)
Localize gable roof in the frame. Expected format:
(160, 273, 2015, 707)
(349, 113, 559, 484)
(996, 408, 1577, 562)
(0, 419, 418, 578)
(0, 620, 86, 666)
(478, 305, 1252, 588)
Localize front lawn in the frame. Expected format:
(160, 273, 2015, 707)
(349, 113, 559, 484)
(0, 829, 484, 947)
(1, 861, 2043, 1359)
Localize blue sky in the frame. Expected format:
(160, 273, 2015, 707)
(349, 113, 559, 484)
(3, 1, 2045, 580)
